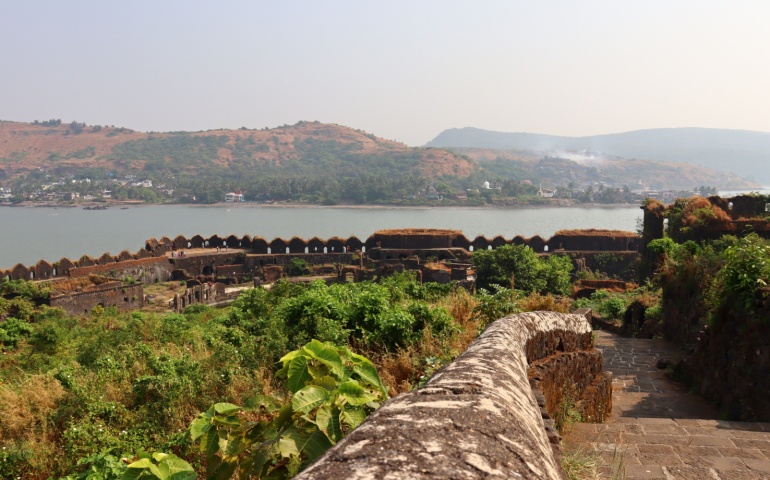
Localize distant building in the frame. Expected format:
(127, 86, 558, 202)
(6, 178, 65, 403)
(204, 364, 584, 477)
(538, 184, 556, 198)
(224, 191, 245, 203)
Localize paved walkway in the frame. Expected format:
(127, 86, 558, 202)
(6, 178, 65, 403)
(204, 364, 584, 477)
(564, 330, 770, 479)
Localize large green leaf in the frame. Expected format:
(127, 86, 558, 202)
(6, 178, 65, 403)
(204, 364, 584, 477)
(339, 407, 366, 430)
(277, 429, 300, 459)
(243, 395, 280, 412)
(273, 403, 293, 429)
(291, 385, 328, 414)
(208, 460, 237, 480)
(314, 405, 343, 444)
(338, 381, 378, 406)
(223, 434, 250, 457)
(302, 340, 343, 378)
(283, 428, 333, 462)
(353, 363, 388, 397)
(212, 414, 242, 428)
(310, 375, 337, 391)
(123, 459, 162, 479)
(279, 349, 302, 365)
(199, 425, 219, 458)
(287, 356, 311, 393)
(189, 417, 212, 441)
(214, 403, 241, 415)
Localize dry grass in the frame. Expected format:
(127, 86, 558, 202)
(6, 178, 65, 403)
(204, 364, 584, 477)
(562, 447, 600, 480)
(555, 229, 639, 238)
(520, 293, 573, 313)
(373, 288, 482, 396)
(0, 375, 64, 441)
(0, 375, 64, 478)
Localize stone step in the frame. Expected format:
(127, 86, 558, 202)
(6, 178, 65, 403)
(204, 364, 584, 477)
(567, 419, 770, 479)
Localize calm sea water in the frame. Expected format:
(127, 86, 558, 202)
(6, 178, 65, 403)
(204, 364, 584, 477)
(0, 205, 641, 270)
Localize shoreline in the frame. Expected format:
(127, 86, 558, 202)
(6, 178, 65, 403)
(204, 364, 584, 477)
(1, 200, 642, 210)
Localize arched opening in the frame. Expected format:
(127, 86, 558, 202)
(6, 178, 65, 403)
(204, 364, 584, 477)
(469, 246, 474, 252)
(30, 271, 35, 279)
(267, 247, 272, 254)
(305, 247, 309, 254)
(663, 218, 669, 232)
(202, 266, 214, 276)
(361, 246, 366, 253)
(52, 267, 58, 276)
(728, 202, 734, 211)
(323, 247, 328, 253)
(544, 245, 549, 252)
(285, 247, 290, 254)
(188, 241, 192, 248)
(487, 245, 492, 250)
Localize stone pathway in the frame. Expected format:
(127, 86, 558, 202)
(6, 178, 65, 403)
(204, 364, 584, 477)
(564, 330, 770, 479)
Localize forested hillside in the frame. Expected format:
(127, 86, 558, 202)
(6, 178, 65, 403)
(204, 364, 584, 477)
(0, 120, 476, 204)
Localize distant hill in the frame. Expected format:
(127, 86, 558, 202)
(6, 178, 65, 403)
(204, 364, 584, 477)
(0, 120, 475, 182)
(0, 120, 758, 202)
(427, 127, 770, 184)
(453, 148, 755, 191)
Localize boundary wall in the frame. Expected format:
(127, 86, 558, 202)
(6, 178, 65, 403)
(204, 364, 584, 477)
(1, 231, 640, 282)
(295, 311, 611, 480)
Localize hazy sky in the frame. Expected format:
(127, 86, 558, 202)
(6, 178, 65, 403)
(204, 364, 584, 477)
(3, 1, 770, 145)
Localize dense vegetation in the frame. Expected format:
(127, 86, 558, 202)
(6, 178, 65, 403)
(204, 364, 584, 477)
(10, 232, 764, 479)
(652, 233, 770, 325)
(0, 262, 576, 480)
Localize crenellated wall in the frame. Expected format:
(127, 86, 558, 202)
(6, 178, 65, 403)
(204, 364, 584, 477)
(0, 230, 640, 282)
(294, 310, 611, 480)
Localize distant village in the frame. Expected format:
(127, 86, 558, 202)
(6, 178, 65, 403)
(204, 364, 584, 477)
(0, 172, 717, 207)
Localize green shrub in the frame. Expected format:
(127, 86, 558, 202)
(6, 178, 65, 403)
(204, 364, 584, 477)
(473, 244, 572, 294)
(189, 340, 387, 479)
(287, 258, 310, 277)
(710, 234, 770, 315)
(0, 317, 33, 349)
(599, 297, 627, 320)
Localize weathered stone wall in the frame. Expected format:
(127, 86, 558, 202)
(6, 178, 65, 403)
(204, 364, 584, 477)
(295, 311, 608, 480)
(564, 251, 639, 281)
(172, 282, 233, 311)
(50, 283, 144, 316)
(1, 229, 640, 283)
(69, 257, 173, 285)
(243, 253, 355, 271)
(679, 312, 770, 422)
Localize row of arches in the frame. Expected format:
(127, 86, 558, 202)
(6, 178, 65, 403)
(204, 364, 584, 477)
(3, 231, 640, 282)
(1, 247, 159, 282)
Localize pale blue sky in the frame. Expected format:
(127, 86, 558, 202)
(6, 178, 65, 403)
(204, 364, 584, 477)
(3, 1, 769, 145)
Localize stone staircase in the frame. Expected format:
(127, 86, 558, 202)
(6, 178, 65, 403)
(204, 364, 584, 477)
(564, 331, 770, 479)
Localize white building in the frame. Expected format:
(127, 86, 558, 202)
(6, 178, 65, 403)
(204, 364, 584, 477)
(224, 191, 245, 202)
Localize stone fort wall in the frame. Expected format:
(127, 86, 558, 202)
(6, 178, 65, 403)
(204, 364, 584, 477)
(294, 310, 611, 480)
(1, 230, 640, 282)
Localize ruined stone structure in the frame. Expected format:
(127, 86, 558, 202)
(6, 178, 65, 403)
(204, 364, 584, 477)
(46, 275, 144, 316)
(640, 194, 770, 421)
(171, 281, 237, 312)
(0, 228, 641, 285)
(294, 311, 610, 480)
(640, 194, 770, 279)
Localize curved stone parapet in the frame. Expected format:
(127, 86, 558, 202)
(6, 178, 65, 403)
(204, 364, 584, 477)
(295, 311, 605, 480)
